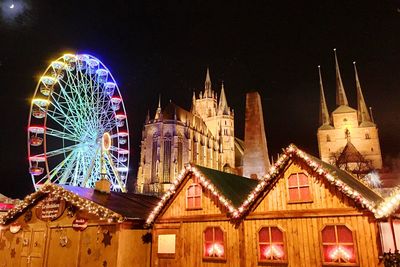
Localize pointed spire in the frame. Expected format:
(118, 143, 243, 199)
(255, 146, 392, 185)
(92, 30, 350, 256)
(354, 61, 372, 123)
(204, 67, 212, 97)
(334, 49, 349, 106)
(318, 65, 330, 126)
(191, 91, 196, 114)
(218, 81, 230, 115)
(154, 95, 162, 120)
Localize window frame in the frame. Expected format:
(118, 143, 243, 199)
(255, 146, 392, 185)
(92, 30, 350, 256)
(155, 227, 180, 259)
(320, 224, 358, 266)
(186, 181, 202, 210)
(203, 226, 227, 262)
(257, 225, 288, 264)
(287, 172, 313, 204)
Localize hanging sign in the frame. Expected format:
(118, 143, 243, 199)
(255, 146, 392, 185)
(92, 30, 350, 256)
(36, 196, 66, 221)
(72, 218, 88, 231)
(9, 223, 21, 234)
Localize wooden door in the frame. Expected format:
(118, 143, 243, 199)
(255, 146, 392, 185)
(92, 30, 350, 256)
(20, 228, 47, 267)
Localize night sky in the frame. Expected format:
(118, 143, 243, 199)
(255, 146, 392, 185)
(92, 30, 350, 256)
(1, 0, 399, 198)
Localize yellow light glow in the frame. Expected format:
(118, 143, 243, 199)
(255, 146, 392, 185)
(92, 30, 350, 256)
(32, 98, 49, 107)
(102, 132, 111, 151)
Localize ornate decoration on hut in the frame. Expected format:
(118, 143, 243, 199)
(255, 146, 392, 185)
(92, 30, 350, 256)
(102, 230, 112, 247)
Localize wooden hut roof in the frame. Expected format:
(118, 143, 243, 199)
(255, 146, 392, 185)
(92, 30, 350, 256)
(145, 164, 258, 226)
(0, 184, 159, 225)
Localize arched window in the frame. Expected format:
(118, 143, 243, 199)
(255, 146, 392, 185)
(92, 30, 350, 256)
(203, 227, 225, 260)
(258, 226, 286, 262)
(186, 183, 201, 209)
(287, 172, 312, 202)
(322, 225, 356, 264)
(326, 135, 331, 142)
(151, 136, 158, 183)
(177, 138, 183, 172)
(365, 133, 370, 139)
(162, 134, 172, 183)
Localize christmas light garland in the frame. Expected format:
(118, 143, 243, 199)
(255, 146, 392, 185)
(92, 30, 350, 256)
(145, 165, 237, 226)
(0, 184, 124, 224)
(145, 144, 400, 225)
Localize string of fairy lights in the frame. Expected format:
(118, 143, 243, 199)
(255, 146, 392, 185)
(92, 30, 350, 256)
(0, 184, 123, 224)
(1, 145, 400, 226)
(146, 144, 400, 226)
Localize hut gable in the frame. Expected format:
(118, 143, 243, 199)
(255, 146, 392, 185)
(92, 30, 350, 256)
(252, 160, 364, 215)
(146, 164, 258, 225)
(234, 144, 385, 220)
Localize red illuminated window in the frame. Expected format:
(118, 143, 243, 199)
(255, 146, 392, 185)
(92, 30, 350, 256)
(288, 172, 312, 202)
(203, 227, 225, 260)
(322, 225, 356, 264)
(186, 183, 202, 209)
(258, 226, 286, 262)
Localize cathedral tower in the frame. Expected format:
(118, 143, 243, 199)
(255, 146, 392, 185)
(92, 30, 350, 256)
(317, 50, 382, 173)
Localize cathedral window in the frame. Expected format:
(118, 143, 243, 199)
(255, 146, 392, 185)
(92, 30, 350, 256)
(193, 140, 198, 164)
(186, 182, 202, 209)
(177, 138, 183, 172)
(287, 172, 312, 203)
(258, 226, 286, 263)
(162, 135, 172, 183)
(321, 225, 356, 264)
(365, 133, 370, 139)
(151, 137, 158, 183)
(326, 135, 331, 142)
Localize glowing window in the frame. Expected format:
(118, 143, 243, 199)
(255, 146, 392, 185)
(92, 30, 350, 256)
(287, 172, 312, 202)
(322, 225, 356, 264)
(258, 227, 286, 262)
(186, 183, 202, 209)
(204, 227, 225, 260)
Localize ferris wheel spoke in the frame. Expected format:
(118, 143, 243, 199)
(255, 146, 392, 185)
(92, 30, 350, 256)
(46, 127, 80, 142)
(36, 144, 79, 158)
(47, 151, 76, 184)
(82, 146, 101, 187)
(47, 98, 82, 136)
(105, 151, 126, 192)
(45, 108, 79, 136)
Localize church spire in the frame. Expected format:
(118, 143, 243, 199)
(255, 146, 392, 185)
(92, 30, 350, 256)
(154, 95, 162, 120)
(354, 62, 372, 123)
(218, 81, 230, 115)
(318, 65, 330, 126)
(191, 91, 196, 114)
(204, 67, 212, 97)
(334, 49, 349, 106)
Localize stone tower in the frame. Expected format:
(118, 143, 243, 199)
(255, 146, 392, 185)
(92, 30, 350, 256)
(192, 69, 235, 169)
(243, 92, 271, 179)
(317, 50, 382, 172)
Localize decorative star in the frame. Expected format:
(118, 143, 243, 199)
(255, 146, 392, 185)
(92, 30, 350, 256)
(103, 260, 108, 267)
(10, 248, 16, 258)
(87, 248, 91, 255)
(102, 231, 112, 248)
(0, 239, 5, 250)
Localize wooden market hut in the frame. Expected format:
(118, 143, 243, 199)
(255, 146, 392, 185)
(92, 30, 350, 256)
(146, 144, 400, 267)
(0, 183, 159, 267)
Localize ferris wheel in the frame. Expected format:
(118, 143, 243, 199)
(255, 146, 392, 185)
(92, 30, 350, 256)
(27, 53, 130, 192)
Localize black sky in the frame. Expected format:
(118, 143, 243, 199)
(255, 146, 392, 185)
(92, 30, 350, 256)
(0, 0, 399, 198)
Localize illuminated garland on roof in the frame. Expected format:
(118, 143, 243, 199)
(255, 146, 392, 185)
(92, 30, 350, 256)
(0, 184, 123, 224)
(145, 144, 400, 225)
(145, 164, 237, 226)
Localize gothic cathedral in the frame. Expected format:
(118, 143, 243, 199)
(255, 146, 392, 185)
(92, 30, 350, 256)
(317, 50, 382, 175)
(136, 69, 241, 195)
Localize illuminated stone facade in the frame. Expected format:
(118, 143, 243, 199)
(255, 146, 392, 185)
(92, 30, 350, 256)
(136, 69, 240, 195)
(317, 51, 382, 171)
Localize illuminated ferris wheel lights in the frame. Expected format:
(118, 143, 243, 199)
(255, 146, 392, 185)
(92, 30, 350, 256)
(28, 53, 130, 192)
(32, 98, 50, 107)
(96, 69, 109, 83)
(40, 76, 58, 86)
(28, 126, 45, 134)
(51, 61, 66, 70)
(29, 156, 46, 162)
(29, 136, 43, 146)
(32, 108, 46, 119)
(104, 82, 116, 96)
